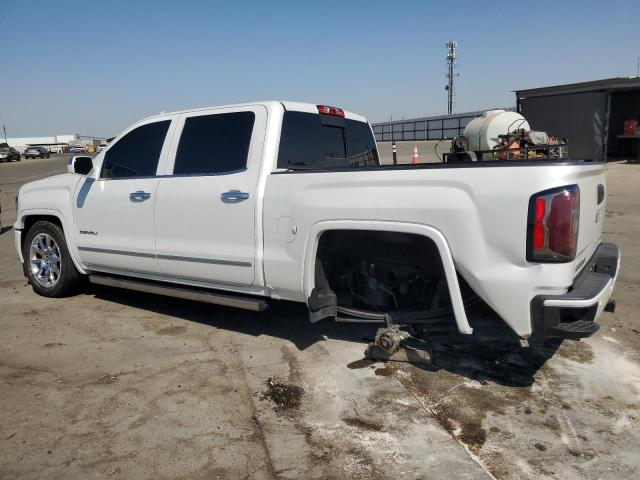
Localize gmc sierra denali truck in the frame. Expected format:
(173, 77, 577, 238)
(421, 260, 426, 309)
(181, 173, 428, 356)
(14, 101, 620, 340)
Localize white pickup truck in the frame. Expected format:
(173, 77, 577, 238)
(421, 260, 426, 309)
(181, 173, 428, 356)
(14, 101, 620, 340)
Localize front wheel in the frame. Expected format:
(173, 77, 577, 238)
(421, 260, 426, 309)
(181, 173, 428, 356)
(23, 221, 83, 297)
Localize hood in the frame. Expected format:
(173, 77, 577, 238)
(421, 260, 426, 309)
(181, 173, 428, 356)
(19, 173, 79, 196)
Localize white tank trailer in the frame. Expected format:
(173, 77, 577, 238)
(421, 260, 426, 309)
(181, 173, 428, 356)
(464, 110, 530, 152)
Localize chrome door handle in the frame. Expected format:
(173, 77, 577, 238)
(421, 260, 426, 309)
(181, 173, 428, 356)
(129, 191, 151, 202)
(221, 190, 249, 204)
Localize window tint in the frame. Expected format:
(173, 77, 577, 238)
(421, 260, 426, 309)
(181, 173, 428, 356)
(101, 120, 170, 179)
(346, 119, 380, 167)
(173, 112, 255, 175)
(277, 112, 379, 169)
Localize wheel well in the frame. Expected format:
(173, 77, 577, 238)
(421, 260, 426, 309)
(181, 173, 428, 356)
(315, 229, 459, 313)
(21, 215, 63, 249)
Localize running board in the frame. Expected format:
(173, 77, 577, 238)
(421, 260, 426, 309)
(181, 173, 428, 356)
(89, 274, 268, 312)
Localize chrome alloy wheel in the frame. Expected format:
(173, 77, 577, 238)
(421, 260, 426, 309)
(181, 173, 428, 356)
(29, 233, 62, 288)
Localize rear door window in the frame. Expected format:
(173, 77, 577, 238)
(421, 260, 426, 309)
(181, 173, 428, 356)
(172, 112, 255, 175)
(277, 111, 379, 169)
(101, 120, 170, 179)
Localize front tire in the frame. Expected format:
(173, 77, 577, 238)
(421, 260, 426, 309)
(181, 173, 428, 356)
(23, 221, 83, 297)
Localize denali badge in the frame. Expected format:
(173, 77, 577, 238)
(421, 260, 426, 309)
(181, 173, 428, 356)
(595, 207, 604, 224)
(79, 230, 98, 236)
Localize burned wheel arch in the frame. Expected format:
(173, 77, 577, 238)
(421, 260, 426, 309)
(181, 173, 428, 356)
(303, 221, 474, 334)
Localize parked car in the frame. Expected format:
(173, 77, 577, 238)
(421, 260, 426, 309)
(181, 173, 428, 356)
(0, 147, 21, 162)
(68, 145, 86, 153)
(24, 146, 50, 159)
(14, 101, 619, 342)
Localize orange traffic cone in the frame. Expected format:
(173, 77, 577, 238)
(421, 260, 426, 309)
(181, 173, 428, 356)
(412, 145, 420, 164)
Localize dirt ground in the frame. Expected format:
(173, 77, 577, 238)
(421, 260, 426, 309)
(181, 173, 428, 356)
(0, 155, 639, 479)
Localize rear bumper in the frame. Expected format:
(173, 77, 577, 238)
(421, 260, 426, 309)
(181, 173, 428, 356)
(531, 242, 620, 339)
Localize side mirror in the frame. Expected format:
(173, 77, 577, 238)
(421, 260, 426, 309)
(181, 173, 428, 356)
(68, 156, 93, 175)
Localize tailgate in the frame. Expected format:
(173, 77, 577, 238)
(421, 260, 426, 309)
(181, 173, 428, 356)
(573, 164, 607, 275)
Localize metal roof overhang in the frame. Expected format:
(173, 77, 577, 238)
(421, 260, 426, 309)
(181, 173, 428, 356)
(515, 77, 640, 98)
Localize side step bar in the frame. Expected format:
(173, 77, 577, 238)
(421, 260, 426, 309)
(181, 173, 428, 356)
(89, 274, 268, 312)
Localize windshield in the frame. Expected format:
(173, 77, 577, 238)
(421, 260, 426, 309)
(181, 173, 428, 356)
(0, 148, 9, 153)
(277, 111, 379, 169)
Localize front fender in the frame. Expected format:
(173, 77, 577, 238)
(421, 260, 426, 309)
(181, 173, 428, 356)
(16, 208, 87, 275)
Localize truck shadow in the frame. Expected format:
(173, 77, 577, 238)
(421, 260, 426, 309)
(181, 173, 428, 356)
(405, 302, 563, 387)
(90, 285, 560, 388)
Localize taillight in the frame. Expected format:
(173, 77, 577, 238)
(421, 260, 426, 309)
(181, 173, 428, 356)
(533, 197, 546, 251)
(317, 105, 345, 117)
(527, 185, 580, 262)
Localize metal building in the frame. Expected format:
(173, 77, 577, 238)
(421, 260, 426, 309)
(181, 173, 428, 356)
(516, 77, 640, 161)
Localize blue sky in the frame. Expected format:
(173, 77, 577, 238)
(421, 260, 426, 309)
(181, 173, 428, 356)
(1, 0, 639, 137)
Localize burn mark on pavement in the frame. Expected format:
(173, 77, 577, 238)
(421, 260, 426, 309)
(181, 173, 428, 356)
(342, 416, 385, 432)
(261, 378, 304, 413)
(374, 366, 394, 376)
(556, 341, 594, 363)
(95, 374, 118, 385)
(346, 358, 375, 369)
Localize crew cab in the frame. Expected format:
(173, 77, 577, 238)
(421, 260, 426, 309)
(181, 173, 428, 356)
(14, 101, 620, 340)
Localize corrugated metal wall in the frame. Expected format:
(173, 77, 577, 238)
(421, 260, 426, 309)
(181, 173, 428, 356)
(519, 92, 608, 161)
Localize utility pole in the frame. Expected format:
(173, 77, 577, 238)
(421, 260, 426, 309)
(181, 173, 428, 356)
(2, 124, 7, 144)
(636, 56, 639, 77)
(445, 41, 459, 115)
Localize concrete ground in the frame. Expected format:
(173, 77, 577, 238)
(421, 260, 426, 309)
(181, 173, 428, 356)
(1, 154, 639, 479)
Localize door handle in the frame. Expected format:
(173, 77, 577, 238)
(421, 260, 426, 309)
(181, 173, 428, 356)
(221, 190, 250, 204)
(129, 191, 151, 202)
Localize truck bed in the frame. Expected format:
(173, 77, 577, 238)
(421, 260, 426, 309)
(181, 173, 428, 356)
(263, 160, 608, 337)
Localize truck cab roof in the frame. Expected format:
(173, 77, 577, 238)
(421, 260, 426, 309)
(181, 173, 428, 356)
(141, 100, 368, 124)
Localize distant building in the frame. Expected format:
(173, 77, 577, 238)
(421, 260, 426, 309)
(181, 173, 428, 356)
(516, 77, 640, 161)
(3, 134, 106, 153)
